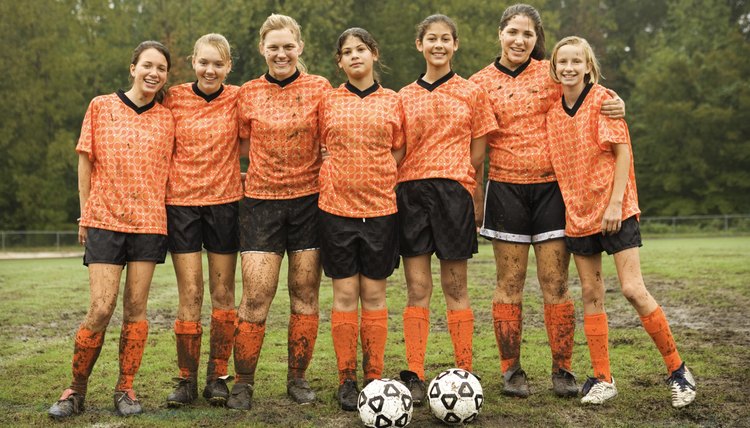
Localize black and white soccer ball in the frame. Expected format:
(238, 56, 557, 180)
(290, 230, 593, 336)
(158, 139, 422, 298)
(357, 378, 413, 428)
(428, 368, 483, 425)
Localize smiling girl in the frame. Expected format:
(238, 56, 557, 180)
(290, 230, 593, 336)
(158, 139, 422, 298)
(162, 33, 241, 408)
(397, 14, 498, 405)
(48, 41, 174, 419)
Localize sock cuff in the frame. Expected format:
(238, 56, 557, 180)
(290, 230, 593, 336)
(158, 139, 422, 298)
(121, 320, 148, 339)
(211, 308, 237, 322)
(583, 313, 609, 336)
(492, 302, 522, 321)
(447, 308, 474, 323)
(75, 326, 105, 348)
(331, 310, 358, 326)
(403, 306, 429, 321)
(174, 320, 203, 335)
(639, 306, 666, 333)
(290, 313, 320, 323)
(361, 308, 388, 321)
(237, 319, 266, 334)
(544, 301, 575, 322)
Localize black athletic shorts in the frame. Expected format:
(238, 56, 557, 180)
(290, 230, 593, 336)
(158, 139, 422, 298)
(566, 216, 642, 256)
(320, 211, 399, 280)
(167, 202, 239, 254)
(83, 227, 168, 266)
(396, 179, 477, 260)
(480, 180, 566, 244)
(239, 194, 320, 255)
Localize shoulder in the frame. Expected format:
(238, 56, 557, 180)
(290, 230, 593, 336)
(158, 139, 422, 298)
(469, 63, 498, 85)
(301, 73, 332, 89)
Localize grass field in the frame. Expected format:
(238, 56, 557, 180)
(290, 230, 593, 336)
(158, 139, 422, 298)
(1, 237, 748, 427)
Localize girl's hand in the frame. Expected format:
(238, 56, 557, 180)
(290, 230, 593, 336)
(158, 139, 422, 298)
(321, 146, 330, 161)
(78, 224, 88, 246)
(601, 89, 625, 119)
(601, 202, 623, 235)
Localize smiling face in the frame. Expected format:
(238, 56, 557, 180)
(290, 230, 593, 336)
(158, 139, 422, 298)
(337, 35, 377, 82)
(129, 48, 168, 99)
(498, 14, 537, 69)
(261, 28, 303, 81)
(416, 21, 458, 72)
(554, 44, 591, 91)
(192, 43, 230, 95)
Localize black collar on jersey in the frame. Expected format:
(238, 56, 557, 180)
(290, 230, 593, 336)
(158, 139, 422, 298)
(417, 70, 455, 92)
(345, 81, 380, 99)
(116, 89, 156, 115)
(265, 69, 301, 87)
(562, 82, 594, 117)
(192, 81, 224, 102)
(494, 57, 531, 78)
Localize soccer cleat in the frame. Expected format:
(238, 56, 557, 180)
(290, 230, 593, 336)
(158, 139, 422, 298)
(551, 368, 579, 397)
(503, 366, 531, 398)
(203, 376, 232, 406)
(226, 382, 254, 410)
(48, 389, 84, 419)
(400, 370, 426, 406)
(114, 389, 143, 416)
(287, 378, 316, 404)
(667, 362, 696, 409)
(337, 379, 359, 411)
(580, 376, 617, 405)
(166, 377, 198, 407)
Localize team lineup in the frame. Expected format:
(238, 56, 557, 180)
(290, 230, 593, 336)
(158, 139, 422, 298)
(47, 3, 697, 424)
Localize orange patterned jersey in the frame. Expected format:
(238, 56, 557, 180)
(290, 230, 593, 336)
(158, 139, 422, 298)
(77, 91, 175, 234)
(547, 84, 640, 237)
(164, 83, 242, 205)
(470, 58, 561, 184)
(238, 71, 332, 199)
(318, 83, 404, 218)
(398, 72, 498, 195)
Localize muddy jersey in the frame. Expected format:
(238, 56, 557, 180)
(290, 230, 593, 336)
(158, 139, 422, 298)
(470, 58, 561, 184)
(238, 71, 332, 199)
(76, 91, 175, 234)
(164, 83, 242, 205)
(318, 83, 404, 218)
(547, 83, 640, 237)
(398, 72, 497, 195)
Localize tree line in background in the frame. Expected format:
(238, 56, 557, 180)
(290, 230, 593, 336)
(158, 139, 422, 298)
(1, 0, 748, 230)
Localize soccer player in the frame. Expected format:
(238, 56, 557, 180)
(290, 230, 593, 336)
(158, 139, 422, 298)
(163, 33, 241, 408)
(228, 14, 332, 410)
(397, 14, 498, 405)
(546, 36, 696, 408)
(47, 41, 174, 419)
(469, 3, 624, 398)
(319, 28, 405, 411)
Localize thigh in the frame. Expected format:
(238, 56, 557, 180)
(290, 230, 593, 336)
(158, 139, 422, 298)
(491, 240, 530, 303)
(167, 205, 203, 253)
(239, 197, 286, 255)
(202, 201, 240, 254)
(207, 251, 237, 310)
(122, 261, 157, 321)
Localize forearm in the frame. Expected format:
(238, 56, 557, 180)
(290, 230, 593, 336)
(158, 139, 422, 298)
(608, 144, 630, 209)
(77, 153, 92, 216)
(470, 136, 487, 173)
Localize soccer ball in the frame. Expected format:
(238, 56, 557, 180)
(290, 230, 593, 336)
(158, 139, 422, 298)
(428, 368, 483, 425)
(357, 378, 413, 428)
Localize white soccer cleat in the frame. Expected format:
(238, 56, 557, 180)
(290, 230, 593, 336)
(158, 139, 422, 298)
(580, 376, 617, 405)
(667, 363, 696, 409)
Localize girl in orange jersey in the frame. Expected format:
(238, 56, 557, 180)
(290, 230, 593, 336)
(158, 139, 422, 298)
(229, 14, 332, 410)
(469, 3, 624, 398)
(547, 36, 696, 408)
(319, 27, 405, 411)
(162, 34, 241, 408)
(48, 41, 174, 419)
(397, 14, 498, 405)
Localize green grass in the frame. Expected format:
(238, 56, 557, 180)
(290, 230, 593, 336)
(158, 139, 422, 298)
(0, 237, 748, 427)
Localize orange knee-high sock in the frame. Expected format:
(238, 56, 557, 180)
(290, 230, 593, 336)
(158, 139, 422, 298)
(174, 320, 202, 380)
(640, 306, 682, 373)
(288, 313, 319, 380)
(492, 303, 523, 373)
(583, 313, 611, 382)
(403, 306, 430, 380)
(116, 320, 148, 391)
(447, 308, 474, 372)
(207, 309, 236, 380)
(544, 302, 575, 373)
(233, 320, 266, 385)
(361, 309, 388, 382)
(70, 326, 105, 396)
(332, 310, 359, 384)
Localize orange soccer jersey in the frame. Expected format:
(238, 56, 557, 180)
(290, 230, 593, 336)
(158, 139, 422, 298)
(470, 58, 561, 184)
(165, 83, 242, 205)
(238, 71, 332, 200)
(398, 72, 498, 195)
(77, 91, 175, 235)
(547, 83, 640, 237)
(318, 83, 404, 218)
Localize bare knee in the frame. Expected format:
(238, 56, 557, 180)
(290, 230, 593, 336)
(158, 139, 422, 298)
(539, 272, 570, 303)
(495, 268, 526, 303)
(85, 303, 116, 331)
(620, 280, 650, 308)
